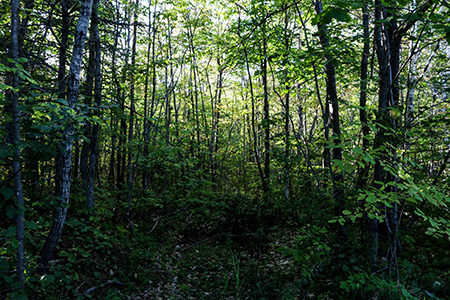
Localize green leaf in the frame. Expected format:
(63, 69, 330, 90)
(322, 7, 351, 24)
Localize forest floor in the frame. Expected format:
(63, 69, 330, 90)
(58, 190, 324, 299)
(125, 211, 304, 299)
(23, 187, 448, 299)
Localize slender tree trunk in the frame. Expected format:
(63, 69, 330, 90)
(109, 0, 120, 184)
(56, 0, 70, 196)
(314, 0, 344, 236)
(213, 59, 223, 188)
(149, 6, 157, 132)
(117, 5, 130, 190)
(238, 14, 264, 192)
(357, 0, 370, 189)
(163, 32, 170, 189)
(19, 0, 37, 199)
(387, 9, 401, 282)
(87, 0, 101, 210)
(405, 0, 418, 128)
(81, 5, 96, 211)
(295, 3, 331, 189)
(9, 0, 25, 287)
(262, 20, 270, 198)
(142, 0, 152, 190)
(126, 0, 139, 238)
(283, 8, 291, 203)
(40, 0, 93, 266)
(369, 0, 431, 272)
(370, 0, 391, 270)
(109, 115, 117, 182)
(164, 47, 170, 146)
(188, 26, 201, 163)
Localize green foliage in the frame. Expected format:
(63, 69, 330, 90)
(279, 225, 331, 284)
(1, 0, 449, 297)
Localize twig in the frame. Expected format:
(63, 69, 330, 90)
(150, 218, 159, 233)
(181, 233, 228, 251)
(371, 266, 388, 275)
(75, 280, 124, 297)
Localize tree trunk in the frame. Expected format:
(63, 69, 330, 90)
(295, 3, 330, 191)
(117, 5, 130, 190)
(314, 0, 344, 236)
(87, 0, 101, 210)
(40, 0, 93, 266)
(262, 20, 270, 198)
(405, 0, 418, 128)
(142, 0, 153, 190)
(9, 0, 25, 287)
(357, 0, 370, 189)
(283, 8, 291, 203)
(80, 2, 96, 211)
(108, 0, 120, 184)
(371, 0, 391, 271)
(126, 0, 139, 238)
(56, 0, 70, 197)
(237, 14, 264, 193)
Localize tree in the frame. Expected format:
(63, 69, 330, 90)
(1, 0, 448, 297)
(40, 0, 94, 266)
(314, 0, 344, 237)
(8, 0, 25, 288)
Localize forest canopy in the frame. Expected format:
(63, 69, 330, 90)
(1, 0, 449, 298)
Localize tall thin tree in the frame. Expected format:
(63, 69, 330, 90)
(9, 0, 25, 287)
(40, 0, 94, 266)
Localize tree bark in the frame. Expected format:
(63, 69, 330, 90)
(41, 0, 94, 266)
(9, 0, 25, 287)
(357, 0, 371, 189)
(283, 7, 291, 203)
(142, 0, 153, 190)
(84, 0, 101, 211)
(126, 0, 139, 238)
(237, 13, 264, 193)
(108, 0, 121, 184)
(261, 19, 270, 198)
(314, 0, 344, 237)
(56, 0, 70, 195)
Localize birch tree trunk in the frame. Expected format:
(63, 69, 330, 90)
(56, 0, 70, 198)
(40, 0, 93, 266)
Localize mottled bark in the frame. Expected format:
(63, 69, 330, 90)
(81, 0, 101, 211)
(41, 0, 94, 266)
(56, 0, 70, 192)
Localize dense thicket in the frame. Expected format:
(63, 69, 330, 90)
(1, 0, 449, 298)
